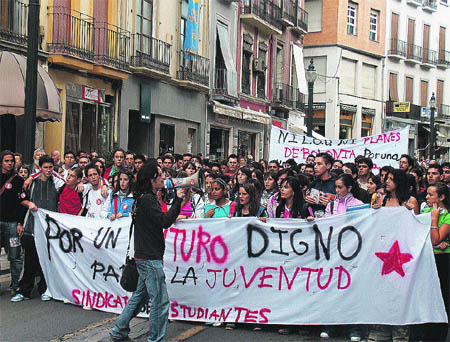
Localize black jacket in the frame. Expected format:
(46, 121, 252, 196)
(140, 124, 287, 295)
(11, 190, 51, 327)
(134, 192, 182, 260)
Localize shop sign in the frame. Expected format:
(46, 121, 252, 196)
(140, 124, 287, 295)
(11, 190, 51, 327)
(215, 114, 230, 124)
(82, 85, 103, 103)
(393, 102, 410, 113)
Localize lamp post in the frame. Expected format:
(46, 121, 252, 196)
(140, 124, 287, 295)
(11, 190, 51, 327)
(429, 93, 436, 160)
(305, 59, 317, 137)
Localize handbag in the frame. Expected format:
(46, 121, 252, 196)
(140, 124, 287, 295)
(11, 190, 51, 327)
(120, 201, 139, 292)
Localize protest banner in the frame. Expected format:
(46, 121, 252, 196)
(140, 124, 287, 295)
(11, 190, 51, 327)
(269, 125, 409, 169)
(33, 208, 447, 325)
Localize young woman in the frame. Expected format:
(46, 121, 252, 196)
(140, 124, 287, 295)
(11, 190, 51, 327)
(367, 175, 381, 207)
(251, 169, 264, 187)
(421, 182, 449, 341)
(259, 159, 268, 173)
(172, 171, 205, 220)
(372, 183, 387, 208)
(101, 169, 134, 220)
(230, 167, 252, 202)
(384, 169, 419, 214)
(17, 165, 30, 180)
(342, 162, 358, 180)
(203, 173, 216, 205)
(183, 162, 197, 176)
(261, 172, 278, 209)
(234, 182, 267, 218)
(324, 173, 363, 216)
(204, 177, 235, 218)
(274, 177, 307, 219)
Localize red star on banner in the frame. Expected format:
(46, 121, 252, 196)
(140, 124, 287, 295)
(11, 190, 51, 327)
(375, 240, 413, 277)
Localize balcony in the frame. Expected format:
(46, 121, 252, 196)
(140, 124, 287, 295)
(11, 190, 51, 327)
(292, 6, 308, 35)
(131, 34, 171, 79)
(421, 48, 437, 68)
(213, 68, 236, 103)
(406, 0, 422, 7)
(386, 101, 421, 121)
(47, 7, 130, 77)
(279, 0, 296, 27)
(241, 0, 282, 35)
(296, 91, 305, 112)
(272, 83, 296, 109)
(439, 104, 450, 121)
(177, 51, 210, 91)
(406, 43, 422, 64)
(422, 0, 438, 12)
(387, 38, 407, 59)
(0, 0, 28, 48)
(437, 50, 450, 68)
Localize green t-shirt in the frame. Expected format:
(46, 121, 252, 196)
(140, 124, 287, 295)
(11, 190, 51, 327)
(423, 208, 450, 253)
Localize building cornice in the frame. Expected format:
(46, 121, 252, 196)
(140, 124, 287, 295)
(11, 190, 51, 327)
(303, 44, 385, 60)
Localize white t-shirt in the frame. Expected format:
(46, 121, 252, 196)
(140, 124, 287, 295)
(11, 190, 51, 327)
(85, 187, 110, 218)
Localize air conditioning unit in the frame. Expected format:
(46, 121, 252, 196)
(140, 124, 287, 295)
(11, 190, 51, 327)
(276, 87, 283, 101)
(253, 59, 266, 73)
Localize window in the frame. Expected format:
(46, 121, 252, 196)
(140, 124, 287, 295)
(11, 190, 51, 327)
(180, 0, 189, 48)
(347, 4, 357, 35)
(257, 45, 267, 99)
(405, 77, 413, 103)
(159, 124, 175, 155)
(389, 73, 399, 101)
(238, 131, 256, 160)
(420, 80, 428, 107)
(136, 0, 153, 53)
(369, 11, 378, 41)
(242, 52, 251, 95)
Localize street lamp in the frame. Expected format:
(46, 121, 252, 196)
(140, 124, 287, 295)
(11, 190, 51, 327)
(305, 59, 317, 137)
(429, 93, 437, 160)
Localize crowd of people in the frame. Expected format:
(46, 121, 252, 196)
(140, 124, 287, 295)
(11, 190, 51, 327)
(1, 147, 449, 342)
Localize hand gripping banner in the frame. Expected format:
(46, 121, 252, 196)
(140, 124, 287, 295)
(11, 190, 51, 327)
(33, 208, 447, 325)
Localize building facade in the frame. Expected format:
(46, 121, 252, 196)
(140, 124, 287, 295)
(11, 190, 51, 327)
(384, 0, 450, 159)
(303, 0, 386, 139)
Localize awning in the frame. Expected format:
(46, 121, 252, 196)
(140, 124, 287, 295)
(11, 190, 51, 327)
(0, 51, 62, 121)
(212, 101, 271, 125)
(421, 126, 446, 138)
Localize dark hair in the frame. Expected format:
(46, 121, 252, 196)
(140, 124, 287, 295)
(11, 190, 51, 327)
(162, 167, 176, 178)
(369, 174, 381, 187)
(277, 168, 295, 179)
(276, 177, 305, 218)
(429, 182, 450, 211)
(176, 171, 188, 178)
(125, 151, 135, 157)
(85, 163, 100, 177)
(163, 155, 174, 163)
(250, 161, 264, 173)
(336, 173, 361, 199)
(134, 161, 160, 199)
(183, 162, 197, 173)
(305, 164, 314, 171)
(269, 160, 281, 167)
(333, 160, 343, 167)
(233, 167, 252, 193)
(182, 153, 193, 159)
(379, 165, 395, 182)
(64, 150, 75, 158)
(235, 182, 261, 216)
(134, 154, 146, 163)
(306, 154, 315, 161)
(93, 158, 105, 176)
(442, 162, 450, 169)
(400, 154, 414, 168)
(212, 175, 229, 191)
(264, 171, 278, 181)
(296, 173, 310, 190)
(315, 152, 334, 168)
(1, 150, 14, 166)
(227, 154, 238, 161)
(39, 155, 53, 167)
(174, 154, 182, 162)
(113, 148, 125, 157)
(285, 158, 297, 167)
(114, 168, 134, 195)
(386, 169, 410, 205)
(357, 157, 373, 170)
(428, 164, 443, 175)
(330, 168, 344, 178)
(17, 164, 30, 176)
(70, 167, 83, 179)
(252, 169, 264, 184)
(343, 162, 358, 177)
(406, 173, 418, 197)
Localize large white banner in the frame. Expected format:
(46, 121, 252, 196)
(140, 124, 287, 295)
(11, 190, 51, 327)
(269, 125, 409, 170)
(33, 208, 447, 325)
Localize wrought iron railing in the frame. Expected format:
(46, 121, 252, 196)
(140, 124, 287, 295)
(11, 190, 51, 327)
(214, 68, 228, 95)
(423, 0, 437, 10)
(440, 104, 450, 119)
(388, 38, 407, 57)
(438, 50, 450, 66)
(422, 48, 437, 65)
(281, 0, 296, 25)
(93, 22, 130, 70)
(296, 90, 305, 111)
(296, 6, 308, 32)
(177, 51, 210, 86)
(406, 43, 422, 62)
(47, 7, 130, 70)
(242, 0, 282, 31)
(273, 83, 296, 108)
(386, 101, 421, 120)
(0, 0, 28, 46)
(131, 34, 171, 74)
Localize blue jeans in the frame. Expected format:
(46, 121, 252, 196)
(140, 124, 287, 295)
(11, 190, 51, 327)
(110, 260, 169, 342)
(0, 221, 22, 291)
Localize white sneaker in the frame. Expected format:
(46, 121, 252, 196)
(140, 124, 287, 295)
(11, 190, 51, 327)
(320, 331, 330, 338)
(351, 337, 361, 342)
(82, 305, 92, 311)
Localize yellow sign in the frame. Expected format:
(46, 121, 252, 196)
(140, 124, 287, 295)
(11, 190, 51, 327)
(393, 102, 410, 113)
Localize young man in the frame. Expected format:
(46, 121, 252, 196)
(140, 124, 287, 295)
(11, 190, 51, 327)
(226, 154, 239, 177)
(124, 151, 135, 171)
(399, 154, 414, 173)
(306, 154, 315, 165)
(268, 160, 281, 173)
(134, 154, 145, 174)
(182, 153, 192, 166)
(357, 157, 373, 191)
(305, 153, 336, 218)
(162, 155, 174, 169)
(174, 154, 183, 171)
(84, 164, 110, 218)
(11, 155, 64, 302)
(62, 151, 76, 179)
(0, 151, 29, 296)
(442, 162, 450, 187)
(104, 148, 125, 179)
(58, 167, 87, 215)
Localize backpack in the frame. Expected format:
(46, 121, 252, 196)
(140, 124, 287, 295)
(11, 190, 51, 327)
(57, 184, 89, 216)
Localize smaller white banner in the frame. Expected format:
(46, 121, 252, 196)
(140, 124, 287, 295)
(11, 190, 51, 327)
(269, 125, 409, 170)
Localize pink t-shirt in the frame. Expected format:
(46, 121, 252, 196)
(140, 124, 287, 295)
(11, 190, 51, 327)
(179, 200, 193, 218)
